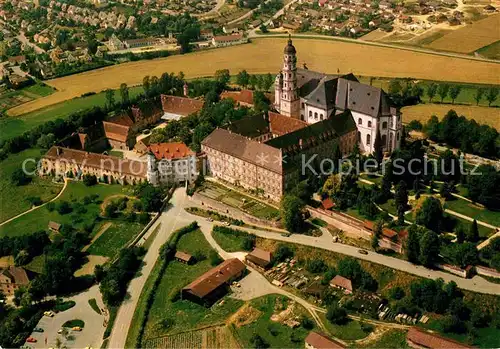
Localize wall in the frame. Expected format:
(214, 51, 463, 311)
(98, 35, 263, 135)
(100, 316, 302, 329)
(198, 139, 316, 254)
(476, 265, 500, 279)
(436, 263, 468, 278)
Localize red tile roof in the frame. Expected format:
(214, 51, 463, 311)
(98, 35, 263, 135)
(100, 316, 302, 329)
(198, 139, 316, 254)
(160, 95, 204, 117)
(269, 111, 308, 136)
(174, 251, 193, 263)
(305, 332, 346, 349)
(213, 34, 243, 42)
(109, 113, 135, 127)
(330, 275, 353, 292)
(43, 146, 147, 177)
(183, 258, 246, 298)
(382, 227, 398, 239)
(147, 142, 194, 160)
(407, 328, 473, 349)
(246, 248, 272, 267)
(221, 90, 255, 105)
(103, 122, 130, 142)
(322, 198, 335, 210)
(0, 266, 30, 286)
(364, 220, 374, 231)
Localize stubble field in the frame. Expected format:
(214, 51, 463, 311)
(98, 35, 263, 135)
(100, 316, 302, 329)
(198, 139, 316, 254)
(8, 38, 500, 116)
(427, 13, 500, 53)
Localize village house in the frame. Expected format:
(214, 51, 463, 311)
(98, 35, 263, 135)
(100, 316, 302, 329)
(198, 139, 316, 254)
(212, 34, 247, 47)
(146, 142, 198, 186)
(182, 258, 246, 306)
(48, 221, 61, 232)
(174, 251, 193, 264)
(305, 331, 346, 349)
(160, 94, 204, 121)
(0, 266, 32, 296)
(245, 248, 272, 269)
(329, 275, 353, 294)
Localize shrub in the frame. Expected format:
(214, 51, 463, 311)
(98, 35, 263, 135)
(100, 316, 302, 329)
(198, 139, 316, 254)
(46, 202, 55, 212)
(83, 174, 97, 186)
(300, 316, 314, 330)
(27, 196, 43, 206)
(326, 304, 348, 325)
(138, 212, 150, 224)
(57, 201, 72, 215)
(209, 250, 223, 266)
(193, 250, 206, 262)
(11, 168, 31, 186)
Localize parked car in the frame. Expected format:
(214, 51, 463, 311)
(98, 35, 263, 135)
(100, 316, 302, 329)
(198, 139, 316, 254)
(281, 233, 291, 237)
(33, 327, 44, 332)
(43, 311, 54, 317)
(57, 329, 64, 334)
(358, 249, 368, 255)
(72, 326, 82, 332)
(26, 337, 37, 343)
(222, 221, 230, 226)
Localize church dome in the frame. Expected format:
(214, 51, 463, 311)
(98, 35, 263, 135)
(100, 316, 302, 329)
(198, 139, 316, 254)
(284, 36, 296, 54)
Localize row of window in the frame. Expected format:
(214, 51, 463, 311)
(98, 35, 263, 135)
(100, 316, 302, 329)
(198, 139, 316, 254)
(309, 110, 324, 121)
(361, 132, 400, 146)
(357, 118, 390, 129)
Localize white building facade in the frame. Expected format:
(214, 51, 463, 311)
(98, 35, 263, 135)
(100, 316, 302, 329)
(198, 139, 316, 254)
(146, 143, 198, 186)
(274, 37, 402, 154)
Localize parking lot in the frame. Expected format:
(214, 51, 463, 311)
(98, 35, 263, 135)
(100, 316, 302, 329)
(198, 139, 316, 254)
(24, 286, 106, 349)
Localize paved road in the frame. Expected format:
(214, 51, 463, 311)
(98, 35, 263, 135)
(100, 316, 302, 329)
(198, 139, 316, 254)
(107, 189, 189, 349)
(17, 32, 46, 54)
(27, 285, 106, 349)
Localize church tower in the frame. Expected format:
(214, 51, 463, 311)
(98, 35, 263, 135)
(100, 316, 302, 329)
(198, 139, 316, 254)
(278, 36, 300, 118)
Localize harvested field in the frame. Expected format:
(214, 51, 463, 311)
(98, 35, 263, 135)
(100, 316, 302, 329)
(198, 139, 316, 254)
(401, 104, 500, 129)
(360, 29, 390, 41)
(427, 14, 500, 53)
(74, 255, 109, 277)
(8, 38, 500, 116)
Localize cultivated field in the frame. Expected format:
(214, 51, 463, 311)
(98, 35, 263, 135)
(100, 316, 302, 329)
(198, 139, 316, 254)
(427, 13, 500, 53)
(8, 38, 500, 116)
(401, 104, 500, 129)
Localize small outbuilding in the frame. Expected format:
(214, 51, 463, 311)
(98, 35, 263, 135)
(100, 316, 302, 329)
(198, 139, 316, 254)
(329, 275, 353, 294)
(174, 251, 193, 264)
(245, 248, 272, 269)
(48, 221, 61, 232)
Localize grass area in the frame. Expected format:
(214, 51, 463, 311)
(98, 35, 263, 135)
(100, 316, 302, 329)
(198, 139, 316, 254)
(345, 208, 366, 221)
(54, 300, 76, 312)
(425, 319, 500, 348)
(450, 215, 494, 238)
(476, 40, 500, 60)
(0, 148, 63, 223)
(142, 229, 244, 340)
(311, 218, 328, 227)
(24, 255, 45, 273)
(234, 294, 314, 348)
(62, 319, 85, 328)
(0, 82, 55, 113)
(379, 199, 399, 216)
(356, 329, 409, 348)
(0, 181, 131, 237)
(212, 226, 251, 252)
(198, 181, 279, 220)
(103, 306, 118, 339)
(444, 198, 500, 227)
(22, 83, 55, 97)
(1, 86, 143, 143)
(359, 173, 383, 186)
(142, 223, 161, 250)
(88, 298, 102, 315)
(318, 313, 373, 340)
(86, 221, 145, 258)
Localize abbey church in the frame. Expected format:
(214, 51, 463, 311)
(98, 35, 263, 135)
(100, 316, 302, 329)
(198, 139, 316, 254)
(274, 37, 403, 154)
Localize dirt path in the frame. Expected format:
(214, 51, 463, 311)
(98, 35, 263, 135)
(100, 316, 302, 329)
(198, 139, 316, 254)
(82, 222, 113, 252)
(0, 178, 68, 227)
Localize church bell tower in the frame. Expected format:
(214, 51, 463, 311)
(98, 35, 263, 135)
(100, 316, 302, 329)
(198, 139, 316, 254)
(279, 35, 300, 118)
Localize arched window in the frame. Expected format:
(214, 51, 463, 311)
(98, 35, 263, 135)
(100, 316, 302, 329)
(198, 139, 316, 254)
(358, 118, 362, 125)
(320, 114, 324, 120)
(314, 112, 318, 119)
(309, 111, 312, 117)
(382, 121, 388, 129)
(366, 134, 371, 145)
(368, 121, 372, 127)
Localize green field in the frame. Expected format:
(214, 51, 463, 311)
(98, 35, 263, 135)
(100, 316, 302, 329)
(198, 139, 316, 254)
(0, 181, 131, 237)
(86, 221, 145, 258)
(0, 148, 63, 223)
(476, 40, 500, 60)
(318, 313, 373, 340)
(0, 82, 55, 113)
(450, 215, 494, 238)
(356, 329, 409, 348)
(444, 199, 500, 228)
(234, 294, 315, 348)
(0, 86, 143, 144)
(212, 226, 250, 252)
(142, 229, 244, 341)
(426, 319, 500, 348)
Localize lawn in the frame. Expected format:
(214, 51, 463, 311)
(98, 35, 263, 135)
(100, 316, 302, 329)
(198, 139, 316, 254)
(212, 226, 250, 252)
(0, 82, 55, 113)
(234, 294, 314, 348)
(379, 199, 399, 216)
(0, 148, 63, 223)
(1, 86, 143, 143)
(449, 215, 495, 238)
(356, 329, 409, 348)
(476, 40, 500, 60)
(425, 319, 500, 348)
(318, 313, 373, 340)
(444, 199, 500, 228)
(199, 181, 279, 220)
(142, 229, 244, 340)
(311, 218, 328, 227)
(359, 173, 383, 186)
(88, 299, 101, 315)
(86, 221, 145, 258)
(62, 319, 85, 328)
(0, 181, 131, 237)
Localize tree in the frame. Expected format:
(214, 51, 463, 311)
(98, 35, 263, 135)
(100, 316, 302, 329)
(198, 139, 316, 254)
(397, 205, 405, 225)
(427, 83, 438, 102)
(406, 225, 421, 263)
(11, 168, 31, 186)
(214, 69, 230, 87)
(273, 244, 294, 264)
(104, 89, 115, 108)
(389, 79, 402, 95)
(259, 24, 269, 33)
(373, 129, 383, 164)
(322, 173, 342, 198)
(438, 84, 450, 103)
(419, 230, 440, 267)
(143, 76, 151, 96)
(455, 224, 465, 244)
(120, 83, 129, 105)
(36, 133, 55, 149)
(467, 165, 500, 209)
(371, 232, 379, 250)
(448, 85, 461, 104)
(473, 88, 485, 106)
(415, 197, 443, 233)
(250, 334, 269, 349)
(326, 304, 348, 325)
(447, 242, 478, 268)
(83, 174, 97, 186)
(249, 75, 258, 89)
(440, 181, 454, 200)
(280, 195, 305, 233)
(394, 180, 408, 211)
(262, 73, 274, 92)
(467, 219, 479, 243)
(486, 87, 499, 106)
(236, 70, 250, 88)
(389, 286, 405, 300)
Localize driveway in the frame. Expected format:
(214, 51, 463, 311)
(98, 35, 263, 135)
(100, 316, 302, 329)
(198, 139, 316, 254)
(27, 285, 106, 349)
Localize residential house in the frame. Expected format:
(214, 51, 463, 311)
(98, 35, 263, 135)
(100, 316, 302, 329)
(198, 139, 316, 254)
(212, 34, 247, 47)
(329, 275, 353, 294)
(406, 328, 473, 349)
(245, 248, 272, 269)
(305, 331, 346, 349)
(0, 266, 32, 296)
